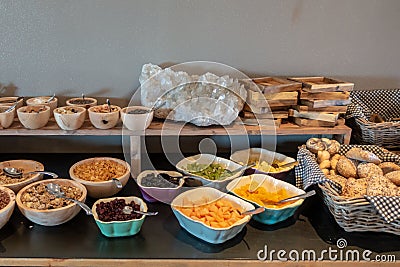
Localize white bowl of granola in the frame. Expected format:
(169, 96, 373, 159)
(69, 157, 130, 198)
(54, 106, 86, 130)
(88, 104, 121, 129)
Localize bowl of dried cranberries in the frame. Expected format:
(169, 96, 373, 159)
(92, 196, 147, 237)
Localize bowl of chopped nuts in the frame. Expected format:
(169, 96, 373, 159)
(26, 96, 58, 116)
(16, 178, 87, 226)
(17, 105, 51, 129)
(92, 196, 147, 237)
(54, 106, 86, 130)
(0, 159, 45, 193)
(0, 186, 16, 229)
(69, 157, 131, 198)
(88, 104, 121, 129)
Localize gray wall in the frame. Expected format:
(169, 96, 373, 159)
(1, 0, 399, 153)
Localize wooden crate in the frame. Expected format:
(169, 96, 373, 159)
(290, 77, 354, 93)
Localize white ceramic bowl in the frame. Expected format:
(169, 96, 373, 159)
(16, 179, 87, 226)
(66, 97, 97, 109)
(69, 157, 131, 198)
(0, 106, 15, 129)
(0, 97, 24, 110)
(176, 154, 245, 189)
(17, 105, 50, 129)
(88, 104, 121, 129)
(230, 148, 296, 180)
(0, 186, 16, 229)
(120, 106, 153, 131)
(92, 196, 147, 237)
(0, 159, 44, 193)
(26, 96, 58, 116)
(226, 174, 306, 225)
(53, 106, 86, 130)
(171, 187, 254, 244)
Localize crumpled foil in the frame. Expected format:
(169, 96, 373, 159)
(139, 63, 247, 126)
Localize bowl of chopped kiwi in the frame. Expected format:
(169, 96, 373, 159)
(176, 154, 245, 189)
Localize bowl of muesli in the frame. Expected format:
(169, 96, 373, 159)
(54, 106, 86, 130)
(16, 178, 87, 226)
(88, 104, 121, 129)
(69, 157, 130, 198)
(17, 105, 51, 129)
(0, 160, 44, 193)
(0, 186, 16, 229)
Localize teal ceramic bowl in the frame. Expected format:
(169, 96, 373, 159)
(226, 174, 305, 225)
(92, 196, 147, 237)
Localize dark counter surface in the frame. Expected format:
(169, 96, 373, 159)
(0, 153, 399, 265)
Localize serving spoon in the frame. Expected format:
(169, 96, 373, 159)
(46, 183, 93, 215)
(122, 206, 158, 216)
(45, 93, 56, 103)
(106, 99, 112, 112)
(3, 167, 58, 178)
(4, 96, 24, 113)
(261, 190, 316, 206)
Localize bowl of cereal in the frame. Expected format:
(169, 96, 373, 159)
(17, 105, 51, 129)
(69, 157, 130, 198)
(0, 106, 16, 129)
(0, 96, 24, 110)
(0, 186, 16, 229)
(88, 104, 121, 129)
(26, 96, 58, 116)
(54, 106, 86, 130)
(66, 97, 97, 109)
(16, 178, 87, 226)
(92, 196, 147, 237)
(0, 160, 45, 193)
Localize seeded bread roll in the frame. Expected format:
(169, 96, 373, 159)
(385, 170, 400, 186)
(327, 174, 347, 190)
(357, 162, 383, 179)
(367, 175, 399, 196)
(342, 177, 368, 198)
(336, 156, 357, 178)
(379, 162, 400, 175)
(345, 147, 381, 164)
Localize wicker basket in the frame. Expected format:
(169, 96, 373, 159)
(319, 183, 400, 235)
(346, 89, 400, 149)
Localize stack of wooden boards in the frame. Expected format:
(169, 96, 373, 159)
(240, 76, 354, 128)
(241, 77, 301, 127)
(289, 77, 354, 127)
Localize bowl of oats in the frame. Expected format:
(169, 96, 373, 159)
(0, 160, 45, 193)
(0, 186, 16, 229)
(16, 178, 87, 226)
(69, 157, 130, 198)
(54, 106, 86, 130)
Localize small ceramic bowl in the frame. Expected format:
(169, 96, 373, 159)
(230, 148, 296, 180)
(0, 186, 16, 229)
(0, 96, 24, 110)
(92, 196, 147, 237)
(16, 178, 87, 226)
(54, 106, 86, 131)
(226, 174, 306, 225)
(66, 97, 97, 109)
(0, 159, 44, 193)
(88, 104, 121, 129)
(17, 105, 50, 129)
(120, 106, 153, 131)
(26, 96, 58, 116)
(69, 157, 130, 198)
(171, 187, 254, 244)
(0, 106, 15, 129)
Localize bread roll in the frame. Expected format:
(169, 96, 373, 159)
(367, 175, 398, 196)
(379, 162, 400, 175)
(345, 147, 381, 164)
(357, 162, 383, 179)
(306, 138, 326, 154)
(385, 170, 400, 186)
(317, 150, 331, 163)
(342, 177, 368, 198)
(336, 156, 357, 178)
(327, 174, 347, 189)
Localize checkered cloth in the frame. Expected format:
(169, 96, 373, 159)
(295, 144, 400, 223)
(346, 89, 400, 121)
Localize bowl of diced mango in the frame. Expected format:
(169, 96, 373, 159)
(171, 187, 254, 244)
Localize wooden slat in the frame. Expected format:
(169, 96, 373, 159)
(289, 109, 338, 123)
(300, 91, 350, 100)
(293, 117, 336, 127)
(251, 77, 302, 93)
(290, 77, 354, 92)
(294, 105, 348, 113)
(300, 99, 351, 108)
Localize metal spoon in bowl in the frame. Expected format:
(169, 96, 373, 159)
(239, 207, 265, 216)
(122, 206, 158, 216)
(46, 183, 92, 215)
(112, 178, 123, 188)
(3, 167, 58, 178)
(5, 96, 24, 113)
(271, 161, 299, 169)
(231, 163, 256, 174)
(106, 99, 112, 112)
(45, 93, 56, 103)
(262, 190, 316, 206)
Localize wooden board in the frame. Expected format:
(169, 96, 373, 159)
(251, 77, 302, 93)
(300, 99, 351, 108)
(243, 104, 290, 114)
(290, 77, 354, 92)
(294, 105, 348, 113)
(288, 109, 338, 123)
(248, 91, 298, 101)
(240, 118, 282, 127)
(293, 117, 336, 127)
(241, 110, 288, 119)
(300, 90, 350, 100)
